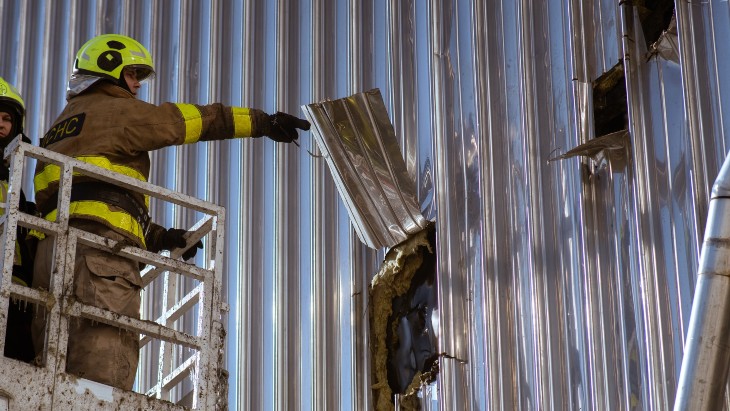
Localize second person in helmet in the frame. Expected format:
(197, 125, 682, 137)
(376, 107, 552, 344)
(32, 33, 310, 390)
(0, 77, 37, 364)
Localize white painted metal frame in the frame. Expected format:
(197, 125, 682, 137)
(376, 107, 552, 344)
(0, 137, 226, 410)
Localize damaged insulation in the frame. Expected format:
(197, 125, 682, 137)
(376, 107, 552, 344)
(369, 225, 437, 410)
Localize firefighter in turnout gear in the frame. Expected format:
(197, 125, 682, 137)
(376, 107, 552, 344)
(0, 77, 37, 363)
(32, 34, 310, 389)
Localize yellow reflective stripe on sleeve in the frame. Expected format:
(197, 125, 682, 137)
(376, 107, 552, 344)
(176, 103, 203, 144)
(232, 107, 253, 137)
(42, 200, 146, 246)
(34, 156, 148, 193)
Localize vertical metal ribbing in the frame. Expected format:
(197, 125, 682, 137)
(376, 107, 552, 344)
(673, 6, 730, 409)
(236, 0, 252, 409)
(567, 0, 600, 409)
(386, 0, 419, 181)
(273, 0, 288, 407)
(471, 0, 500, 408)
(273, 0, 300, 408)
(348, 1, 369, 411)
(428, 0, 471, 408)
(674, 0, 720, 222)
(619, 4, 653, 408)
(620, 3, 670, 409)
(675, 0, 730, 384)
(308, 0, 331, 410)
(518, 0, 552, 408)
(350, 242, 372, 411)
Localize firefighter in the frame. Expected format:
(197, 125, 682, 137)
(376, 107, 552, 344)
(31, 34, 310, 389)
(0, 77, 36, 363)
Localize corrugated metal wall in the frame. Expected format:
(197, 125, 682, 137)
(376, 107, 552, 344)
(1, 0, 728, 409)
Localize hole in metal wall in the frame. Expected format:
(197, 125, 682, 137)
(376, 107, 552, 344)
(370, 224, 437, 411)
(593, 62, 627, 138)
(595, 0, 674, 138)
(634, 0, 675, 48)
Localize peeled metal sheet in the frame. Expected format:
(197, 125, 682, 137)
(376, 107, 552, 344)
(302, 89, 428, 249)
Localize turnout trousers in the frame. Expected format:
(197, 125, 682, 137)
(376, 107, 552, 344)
(32, 219, 141, 390)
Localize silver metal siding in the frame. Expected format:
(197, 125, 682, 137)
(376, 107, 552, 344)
(1, 0, 727, 410)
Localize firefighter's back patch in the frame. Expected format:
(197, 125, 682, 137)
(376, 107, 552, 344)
(41, 113, 86, 147)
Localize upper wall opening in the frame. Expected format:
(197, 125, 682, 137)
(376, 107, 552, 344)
(635, 0, 675, 48)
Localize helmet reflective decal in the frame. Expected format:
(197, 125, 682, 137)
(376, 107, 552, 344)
(107, 40, 126, 50)
(129, 41, 148, 59)
(98, 51, 124, 72)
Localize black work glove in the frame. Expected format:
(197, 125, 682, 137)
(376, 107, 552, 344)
(159, 228, 204, 260)
(264, 112, 311, 143)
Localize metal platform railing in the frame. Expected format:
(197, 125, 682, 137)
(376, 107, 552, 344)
(0, 137, 227, 410)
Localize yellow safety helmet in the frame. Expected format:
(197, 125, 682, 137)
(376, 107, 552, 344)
(0, 77, 25, 137)
(73, 34, 155, 83)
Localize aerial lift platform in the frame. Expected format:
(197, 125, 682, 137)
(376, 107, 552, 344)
(0, 138, 227, 410)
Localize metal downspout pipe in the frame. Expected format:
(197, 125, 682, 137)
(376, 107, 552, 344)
(674, 154, 730, 410)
